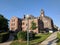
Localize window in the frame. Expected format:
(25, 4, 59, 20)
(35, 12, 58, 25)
(22, 22, 25, 25)
(11, 27, 14, 30)
(12, 19, 15, 22)
(11, 23, 15, 26)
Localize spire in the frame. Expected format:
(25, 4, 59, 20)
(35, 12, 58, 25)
(40, 9, 45, 17)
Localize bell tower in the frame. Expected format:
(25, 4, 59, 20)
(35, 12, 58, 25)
(40, 9, 45, 17)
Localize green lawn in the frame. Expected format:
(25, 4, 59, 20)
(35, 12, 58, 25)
(57, 32, 60, 45)
(10, 33, 51, 45)
(30, 33, 51, 45)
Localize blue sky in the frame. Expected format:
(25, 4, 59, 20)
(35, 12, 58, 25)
(0, 0, 60, 28)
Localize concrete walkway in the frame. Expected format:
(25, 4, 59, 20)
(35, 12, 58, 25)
(39, 31, 58, 45)
(0, 33, 14, 45)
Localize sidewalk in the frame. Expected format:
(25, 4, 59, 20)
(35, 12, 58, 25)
(39, 31, 57, 45)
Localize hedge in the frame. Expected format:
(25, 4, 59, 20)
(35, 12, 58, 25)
(0, 32, 9, 43)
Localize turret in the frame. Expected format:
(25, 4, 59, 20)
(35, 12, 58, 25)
(40, 9, 45, 17)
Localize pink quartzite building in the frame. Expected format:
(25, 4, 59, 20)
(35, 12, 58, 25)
(9, 9, 54, 33)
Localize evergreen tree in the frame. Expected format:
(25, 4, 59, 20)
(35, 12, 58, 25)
(0, 14, 9, 32)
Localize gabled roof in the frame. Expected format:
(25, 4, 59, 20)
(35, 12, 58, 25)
(44, 16, 52, 20)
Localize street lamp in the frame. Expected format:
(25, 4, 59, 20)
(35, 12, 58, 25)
(25, 14, 29, 45)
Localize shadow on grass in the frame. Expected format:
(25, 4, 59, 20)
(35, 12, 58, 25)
(33, 36, 41, 40)
(30, 36, 41, 45)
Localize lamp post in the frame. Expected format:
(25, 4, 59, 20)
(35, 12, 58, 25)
(26, 15, 29, 45)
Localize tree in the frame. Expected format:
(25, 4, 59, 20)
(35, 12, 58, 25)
(17, 31, 27, 41)
(31, 21, 37, 30)
(0, 14, 9, 32)
(17, 31, 35, 41)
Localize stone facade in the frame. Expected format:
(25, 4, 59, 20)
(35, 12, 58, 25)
(39, 9, 54, 32)
(22, 17, 40, 33)
(10, 16, 22, 32)
(9, 9, 54, 33)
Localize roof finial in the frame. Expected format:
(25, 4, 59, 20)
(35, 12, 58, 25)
(41, 9, 44, 16)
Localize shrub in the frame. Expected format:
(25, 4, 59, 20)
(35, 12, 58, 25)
(29, 31, 35, 40)
(17, 31, 27, 41)
(0, 32, 9, 43)
(14, 35, 18, 40)
(17, 31, 35, 41)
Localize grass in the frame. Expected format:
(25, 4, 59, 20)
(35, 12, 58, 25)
(57, 32, 60, 45)
(10, 33, 51, 45)
(30, 33, 51, 45)
(0, 32, 9, 35)
(10, 40, 27, 45)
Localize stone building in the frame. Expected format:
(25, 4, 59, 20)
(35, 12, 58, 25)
(9, 9, 54, 33)
(9, 16, 22, 32)
(39, 9, 54, 32)
(22, 15, 40, 33)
